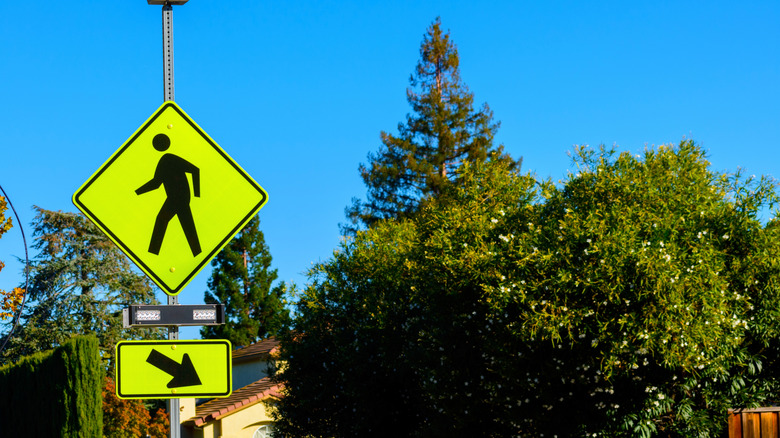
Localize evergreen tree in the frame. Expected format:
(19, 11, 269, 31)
(345, 17, 520, 232)
(201, 216, 288, 346)
(0, 207, 160, 365)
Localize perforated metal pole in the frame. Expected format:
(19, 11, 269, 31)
(162, 3, 175, 101)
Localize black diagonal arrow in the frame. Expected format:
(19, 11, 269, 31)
(146, 349, 202, 388)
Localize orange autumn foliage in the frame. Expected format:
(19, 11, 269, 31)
(0, 195, 19, 320)
(102, 377, 169, 438)
(0, 287, 24, 319)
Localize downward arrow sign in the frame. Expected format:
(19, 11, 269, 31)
(147, 349, 202, 388)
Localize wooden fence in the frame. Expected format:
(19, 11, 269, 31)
(729, 407, 780, 438)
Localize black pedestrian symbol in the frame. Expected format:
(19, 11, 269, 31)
(136, 133, 202, 257)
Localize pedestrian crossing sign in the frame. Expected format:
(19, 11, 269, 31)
(73, 101, 268, 295)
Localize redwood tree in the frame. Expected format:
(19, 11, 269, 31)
(345, 17, 519, 233)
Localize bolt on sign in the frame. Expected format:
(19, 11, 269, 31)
(73, 101, 268, 295)
(116, 340, 232, 399)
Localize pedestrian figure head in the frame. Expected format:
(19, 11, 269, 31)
(153, 133, 171, 152)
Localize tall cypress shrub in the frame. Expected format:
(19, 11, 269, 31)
(0, 335, 102, 436)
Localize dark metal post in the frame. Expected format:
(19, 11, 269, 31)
(168, 293, 179, 438)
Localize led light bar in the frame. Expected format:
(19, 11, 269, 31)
(193, 309, 217, 321)
(123, 304, 225, 327)
(136, 310, 161, 321)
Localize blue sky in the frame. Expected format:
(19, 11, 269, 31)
(1, 1, 778, 339)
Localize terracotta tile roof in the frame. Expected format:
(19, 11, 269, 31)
(231, 337, 280, 362)
(188, 377, 282, 427)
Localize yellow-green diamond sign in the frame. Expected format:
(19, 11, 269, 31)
(116, 340, 232, 399)
(73, 101, 268, 295)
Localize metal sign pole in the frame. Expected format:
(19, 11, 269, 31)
(162, 4, 179, 437)
(168, 296, 180, 438)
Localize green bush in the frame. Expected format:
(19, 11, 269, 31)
(0, 335, 102, 437)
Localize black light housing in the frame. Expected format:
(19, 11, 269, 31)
(123, 304, 225, 327)
(147, 1, 189, 5)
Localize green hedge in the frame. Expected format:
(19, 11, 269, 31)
(0, 335, 102, 437)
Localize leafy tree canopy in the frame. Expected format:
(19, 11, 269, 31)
(345, 18, 520, 233)
(275, 141, 780, 437)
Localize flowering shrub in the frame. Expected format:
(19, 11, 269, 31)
(274, 141, 780, 437)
